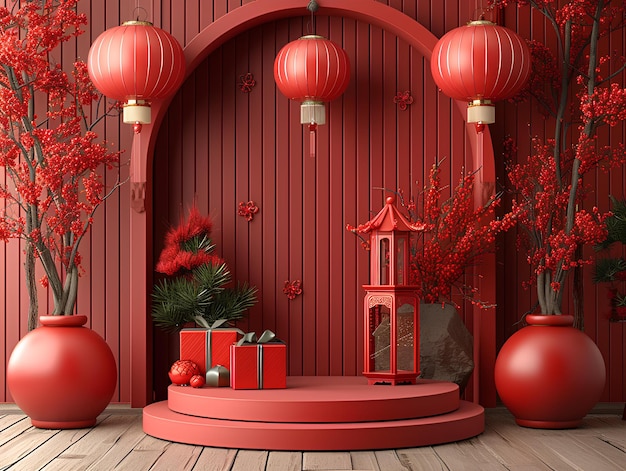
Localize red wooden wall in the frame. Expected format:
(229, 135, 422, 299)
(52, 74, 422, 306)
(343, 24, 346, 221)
(1, 0, 624, 404)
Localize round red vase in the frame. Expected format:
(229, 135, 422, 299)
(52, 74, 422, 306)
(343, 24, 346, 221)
(7, 315, 117, 429)
(495, 315, 605, 429)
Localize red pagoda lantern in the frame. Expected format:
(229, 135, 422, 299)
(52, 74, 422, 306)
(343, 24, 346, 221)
(430, 20, 531, 132)
(350, 196, 424, 385)
(87, 21, 186, 133)
(273, 35, 350, 156)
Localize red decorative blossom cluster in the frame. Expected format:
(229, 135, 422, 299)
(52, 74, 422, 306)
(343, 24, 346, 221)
(393, 91, 414, 110)
(0, 1, 120, 319)
(238, 73, 256, 93)
(283, 280, 303, 300)
(237, 201, 259, 221)
(404, 163, 519, 307)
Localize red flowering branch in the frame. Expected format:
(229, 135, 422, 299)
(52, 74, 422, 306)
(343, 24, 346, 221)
(348, 161, 520, 308)
(407, 163, 519, 307)
(0, 1, 122, 327)
(494, 0, 626, 318)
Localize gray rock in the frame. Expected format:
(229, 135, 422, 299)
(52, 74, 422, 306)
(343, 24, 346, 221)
(419, 303, 474, 391)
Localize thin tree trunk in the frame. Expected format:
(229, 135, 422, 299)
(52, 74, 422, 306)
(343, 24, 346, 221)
(573, 248, 585, 330)
(24, 242, 38, 331)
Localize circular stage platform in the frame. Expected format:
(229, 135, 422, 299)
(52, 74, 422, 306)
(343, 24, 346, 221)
(143, 376, 484, 450)
(167, 376, 461, 422)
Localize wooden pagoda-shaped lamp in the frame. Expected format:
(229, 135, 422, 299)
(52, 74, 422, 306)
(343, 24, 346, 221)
(352, 196, 423, 385)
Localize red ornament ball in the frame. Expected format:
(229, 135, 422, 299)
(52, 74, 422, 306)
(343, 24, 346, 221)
(168, 360, 200, 385)
(189, 374, 206, 388)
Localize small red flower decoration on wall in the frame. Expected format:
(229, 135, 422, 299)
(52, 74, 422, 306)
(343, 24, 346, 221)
(238, 201, 259, 221)
(239, 73, 256, 93)
(283, 280, 303, 300)
(393, 91, 413, 110)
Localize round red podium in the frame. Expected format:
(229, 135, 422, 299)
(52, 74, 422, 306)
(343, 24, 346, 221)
(143, 376, 484, 450)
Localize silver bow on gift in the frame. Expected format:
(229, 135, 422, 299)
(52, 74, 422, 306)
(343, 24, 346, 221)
(236, 329, 276, 346)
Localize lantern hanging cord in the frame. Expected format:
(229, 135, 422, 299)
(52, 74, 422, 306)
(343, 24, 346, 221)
(132, 6, 149, 22)
(307, 0, 319, 34)
(473, 1, 495, 22)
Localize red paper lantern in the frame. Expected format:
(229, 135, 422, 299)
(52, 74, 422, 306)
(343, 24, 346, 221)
(87, 21, 186, 132)
(274, 34, 350, 156)
(431, 20, 531, 129)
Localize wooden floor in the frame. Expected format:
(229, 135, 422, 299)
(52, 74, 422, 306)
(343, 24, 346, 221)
(0, 404, 624, 470)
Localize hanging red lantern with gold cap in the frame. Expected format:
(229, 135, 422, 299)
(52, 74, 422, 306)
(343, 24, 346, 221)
(274, 35, 350, 157)
(274, 34, 351, 128)
(87, 21, 186, 134)
(430, 20, 531, 132)
(273, 1, 350, 158)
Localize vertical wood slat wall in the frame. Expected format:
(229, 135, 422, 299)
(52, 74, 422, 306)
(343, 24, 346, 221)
(1, 0, 624, 404)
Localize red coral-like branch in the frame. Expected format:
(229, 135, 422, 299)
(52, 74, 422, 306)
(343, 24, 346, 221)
(156, 206, 223, 277)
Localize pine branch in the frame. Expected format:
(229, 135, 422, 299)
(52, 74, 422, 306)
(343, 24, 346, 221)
(151, 262, 256, 332)
(202, 282, 258, 322)
(593, 257, 626, 283)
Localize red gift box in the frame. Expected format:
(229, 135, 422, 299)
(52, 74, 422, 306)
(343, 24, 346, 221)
(179, 319, 242, 374)
(230, 330, 287, 389)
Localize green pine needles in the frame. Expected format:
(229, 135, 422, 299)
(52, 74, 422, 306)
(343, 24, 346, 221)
(594, 197, 626, 316)
(595, 197, 626, 283)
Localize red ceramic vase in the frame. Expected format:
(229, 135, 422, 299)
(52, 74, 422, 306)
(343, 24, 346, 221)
(494, 315, 606, 429)
(7, 315, 117, 429)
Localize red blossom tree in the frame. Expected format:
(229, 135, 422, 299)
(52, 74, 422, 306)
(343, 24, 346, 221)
(0, 0, 121, 329)
(494, 0, 626, 322)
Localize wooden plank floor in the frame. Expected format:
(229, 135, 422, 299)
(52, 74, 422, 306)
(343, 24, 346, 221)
(0, 404, 623, 470)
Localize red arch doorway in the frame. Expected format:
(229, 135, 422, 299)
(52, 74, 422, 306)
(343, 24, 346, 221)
(128, 0, 496, 407)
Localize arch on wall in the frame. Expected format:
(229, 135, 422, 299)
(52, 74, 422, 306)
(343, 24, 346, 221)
(129, 0, 496, 407)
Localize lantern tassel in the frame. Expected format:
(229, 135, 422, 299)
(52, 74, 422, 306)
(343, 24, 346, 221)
(308, 123, 317, 158)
